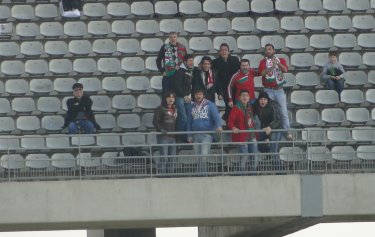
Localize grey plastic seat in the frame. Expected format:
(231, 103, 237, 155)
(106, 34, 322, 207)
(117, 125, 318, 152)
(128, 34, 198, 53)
(46, 135, 70, 149)
(1, 154, 24, 170)
(92, 39, 115, 55)
(296, 109, 320, 126)
(97, 134, 121, 147)
(301, 128, 325, 143)
(327, 128, 351, 143)
(208, 18, 231, 33)
(30, 79, 53, 94)
(310, 34, 333, 50)
(357, 146, 375, 161)
(112, 95, 136, 110)
(16, 116, 40, 131)
(283, 73, 296, 88)
(136, 20, 159, 35)
(102, 152, 121, 167)
(189, 37, 212, 52)
(112, 20, 135, 35)
(203, 0, 226, 15)
(352, 126, 374, 142)
(1, 60, 24, 76)
(77, 153, 101, 168)
(0, 98, 10, 114)
(142, 113, 154, 128)
(141, 38, 163, 53)
(0, 6, 11, 21)
(117, 114, 141, 129)
(73, 58, 97, 74)
(369, 71, 375, 85)
(372, 0, 375, 9)
(291, 53, 314, 69)
(155, 1, 178, 16)
(69, 40, 92, 55)
(347, 0, 371, 11)
(295, 72, 319, 88)
(49, 59, 73, 74)
(366, 89, 375, 104)
(339, 52, 362, 68)
(323, 0, 346, 12)
(0, 117, 15, 132)
(122, 133, 146, 145)
(179, 0, 202, 15)
(12, 97, 35, 113)
(281, 16, 304, 32)
(242, 54, 263, 69)
(126, 76, 149, 91)
(11, 5, 35, 20)
(237, 36, 260, 52)
(107, 2, 130, 17)
(0, 42, 20, 57)
(61, 97, 72, 111)
(261, 35, 285, 50)
(131, 1, 154, 17)
(90, 95, 111, 112)
(40, 22, 63, 38)
(21, 135, 45, 149)
(345, 71, 368, 86)
(51, 153, 75, 169)
(358, 33, 375, 48)
(291, 91, 315, 106)
(275, 0, 298, 13)
(213, 36, 237, 51)
(285, 35, 309, 50)
(25, 60, 48, 75)
(5, 79, 28, 94)
(26, 154, 49, 169)
(305, 16, 328, 31)
(314, 53, 329, 67)
(184, 18, 207, 34)
(77, 77, 101, 93)
(363, 52, 375, 67)
(145, 56, 158, 72)
(231, 17, 255, 33)
(256, 17, 280, 32)
(329, 16, 352, 31)
(0, 135, 19, 149)
(95, 114, 116, 130)
(307, 147, 331, 162)
(102, 77, 126, 92)
(121, 57, 145, 73)
(299, 0, 323, 12)
(54, 78, 76, 93)
(83, 3, 106, 18)
(279, 147, 305, 162)
(37, 97, 61, 113)
(333, 34, 357, 49)
(98, 58, 121, 74)
(35, 4, 58, 19)
(88, 21, 111, 36)
(150, 76, 162, 91)
(0, 23, 13, 36)
(315, 90, 339, 105)
(331, 146, 355, 161)
(346, 108, 370, 123)
(41, 115, 64, 131)
(64, 22, 87, 37)
(159, 19, 183, 34)
(137, 94, 161, 109)
(251, 0, 274, 14)
(227, 0, 250, 14)
(321, 108, 346, 124)
(352, 15, 375, 31)
(117, 39, 140, 54)
(18, 42, 40, 57)
(16, 23, 39, 38)
(45, 41, 68, 56)
(341, 90, 365, 104)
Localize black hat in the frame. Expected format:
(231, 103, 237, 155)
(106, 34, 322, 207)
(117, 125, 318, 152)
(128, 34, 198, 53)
(258, 92, 270, 101)
(72, 83, 83, 90)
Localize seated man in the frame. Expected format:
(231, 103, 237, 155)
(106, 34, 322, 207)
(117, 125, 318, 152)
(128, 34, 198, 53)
(64, 83, 100, 134)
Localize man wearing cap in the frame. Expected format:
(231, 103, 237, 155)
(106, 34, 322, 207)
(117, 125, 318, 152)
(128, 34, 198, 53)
(63, 83, 100, 134)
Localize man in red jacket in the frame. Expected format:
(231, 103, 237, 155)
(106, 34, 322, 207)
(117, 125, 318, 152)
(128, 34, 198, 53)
(227, 90, 258, 173)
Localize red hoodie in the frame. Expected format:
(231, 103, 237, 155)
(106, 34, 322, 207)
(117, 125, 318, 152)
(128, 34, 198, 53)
(227, 69, 259, 103)
(227, 103, 256, 142)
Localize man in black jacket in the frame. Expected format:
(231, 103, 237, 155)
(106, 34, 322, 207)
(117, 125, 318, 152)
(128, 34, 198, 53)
(212, 43, 240, 121)
(64, 83, 100, 134)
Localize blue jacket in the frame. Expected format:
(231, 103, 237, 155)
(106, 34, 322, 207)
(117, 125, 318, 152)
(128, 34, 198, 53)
(187, 99, 222, 134)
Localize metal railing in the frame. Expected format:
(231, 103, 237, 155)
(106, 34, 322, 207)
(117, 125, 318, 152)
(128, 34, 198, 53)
(0, 127, 374, 182)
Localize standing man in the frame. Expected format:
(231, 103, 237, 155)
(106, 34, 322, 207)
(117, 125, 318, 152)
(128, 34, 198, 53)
(258, 43, 292, 140)
(212, 43, 240, 121)
(156, 32, 187, 95)
(64, 83, 100, 134)
(227, 59, 259, 108)
(192, 56, 219, 103)
(187, 88, 222, 175)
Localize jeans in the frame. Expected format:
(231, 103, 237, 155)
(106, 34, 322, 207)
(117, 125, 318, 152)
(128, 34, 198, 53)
(264, 88, 290, 132)
(326, 78, 344, 99)
(175, 97, 191, 139)
(157, 136, 177, 174)
(68, 120, 94, 134)
(238, 138, 258, 172)
(192, 134, 213, 175)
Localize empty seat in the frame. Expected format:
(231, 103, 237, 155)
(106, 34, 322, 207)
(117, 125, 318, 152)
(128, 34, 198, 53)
(98, 58, 121, 74)
(363, 52, 375, 67)
(251, 0, 274, 14)
(64, 22, 87, 37)
(121, 57, 144, 72)
(21, 135, 45, 149)
(299, 0, 323, 12)
(179, 0, 202, 15)
(285, 35, 309, 50)
(358, 33, 375, 48)
(327, 128, 351, 143)
(296, 109, 320, 126)
(77, 153, 101, 168)
(141, 113, 154, 128)
(102, 77, 126, 92)
(203, 0, 226, 15)
(341, 90, 365, 104)
(347, 0, 370, 11)
(189, 37, 212, 52)
(357, 146, 375, 160)
(275, 0, 298, 13)
(16, 116, 40, 131)
(291, 91, 315, 106)
(40, 22, 63, 38)
(45, 41, 68, 56)
(295, 72, 319, 88)
(231, 17, 255, 33)
(112, 95, 136, 111)
(73, 58, 97, 74)
(51, 153, 75, 169)
(155, 1, 178, 16)
(213, 36, 237, 51)
(71, 135, 95, 146)
(136, 20, 159, 35)
(54, 78, 76, 93)
(366, 89, 375, 103)
(331, 146, 355, 161)
(237, 36, 260, 52)
(291, 53, 314, 68)
(95, 114, 116, 130)
(345, 71, 367, 86)
(0, 6, 11, 20)
(12, 98, 35, 113)
(242, 54, 264, 69)
(369, 71, 375, 85)
(0, 117, 14, 133)
(42, 115, 64, 131)
(12, 5, 35, 20)
(310, 34, 333, 50)
(346, 108, 370, 123)
(117, 114, 141, 129)
(90, 95, 111, 112)
(279, 146, 305, 162)
(307, 147, 331, 162)
(46, 135, 70, 148)
(305, 16, 328, 31)
(145, 56, 158, 72)
(333, 34, 357, 49)
(0, 135, 19, 149)
(0, 42, 20, 57)
(107, 2, 130, 17)
(329, 16, 352, 31)
(5, 79, 28, 94)
(141, 38, 164, 53)
(0, 98, 10, 114)
(208, 18, 231, 33)
(112, 20, 135, 35)
(352, 15, 375, 31)
(1, 154, 24, 170)
(159, 19, 183, 34)
(131, 1, 154, 17)
(1, 60, 24, 76)
(184, 18, 207, 34)
(97, 134, 121, 147)
(321, 108, 346, 124)
(314, 52, 329, 68)
(315, 90, 339, 105)
(92, 39, 116, 55)
(323, 0, 346, 12)
(35, 4, 58, 19)
(256, 17, 280, 32)
(25, 60, 48, 75)
(37, 97, 61, 113)
(261, 35, 285, 50)
(49, 59, 73, 74)
(352, 126, 374, 142)
(117, 39, 140, 54)
(61, 96, 73, 111)
(83, 3, 106, 18)
(126, 76, 150, 91)
(339, 52, 362, 68)
(137, 94, 161, 109)
(227, 0, 250, 14)
(88, 21, 111, 36)
(78, 77, 102, 92)
(69, 40, 92, 55)
(281, 16, 304, 32)
(26, 154, 49, 169)
(122, 133, 146, 145)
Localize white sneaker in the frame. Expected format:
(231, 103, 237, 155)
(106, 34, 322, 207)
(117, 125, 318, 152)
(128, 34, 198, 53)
(62, 11, 75, 17)
(72, 9, 81, 17)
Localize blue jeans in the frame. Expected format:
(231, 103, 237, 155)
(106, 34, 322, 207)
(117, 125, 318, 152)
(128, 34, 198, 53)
(192, 134, 213, 175)
(264, 88, 290, 132)
(175, 97, 191, 136)
(238, 138, 258, 172)
(157, 136, 177, 174)
(68, 120, 94, 134)
(327, 78, 344, 99)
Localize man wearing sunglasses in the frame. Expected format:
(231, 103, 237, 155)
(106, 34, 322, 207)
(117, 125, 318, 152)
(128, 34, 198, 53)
(63, 83, 100, 134)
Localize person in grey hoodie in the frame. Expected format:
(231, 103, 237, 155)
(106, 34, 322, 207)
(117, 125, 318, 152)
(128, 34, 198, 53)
(322, 51, 346, 100)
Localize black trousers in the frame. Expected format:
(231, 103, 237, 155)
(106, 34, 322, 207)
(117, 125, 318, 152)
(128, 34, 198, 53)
(62, 0, 82, 11)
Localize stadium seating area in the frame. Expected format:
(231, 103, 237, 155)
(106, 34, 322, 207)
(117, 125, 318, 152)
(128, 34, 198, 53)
(0, 0, 374, 178)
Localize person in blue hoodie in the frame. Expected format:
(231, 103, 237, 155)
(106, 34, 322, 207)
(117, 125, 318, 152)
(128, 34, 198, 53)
(187, 88, 222, 175)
